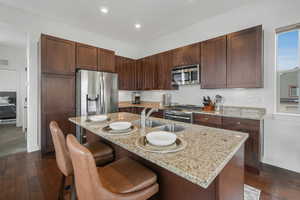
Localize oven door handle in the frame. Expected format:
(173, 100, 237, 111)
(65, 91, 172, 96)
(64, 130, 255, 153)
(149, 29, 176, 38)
(164, 114, 191, 120)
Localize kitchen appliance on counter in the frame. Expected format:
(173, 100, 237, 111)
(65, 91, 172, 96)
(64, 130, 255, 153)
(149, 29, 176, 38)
(162, 94, 172, 106)
(164, 104, 202, 123)
(76, 70, 118, 142)
(214, 95, 224, 112)
(172, 64, 200, 86)
(131, 92, 141, 104)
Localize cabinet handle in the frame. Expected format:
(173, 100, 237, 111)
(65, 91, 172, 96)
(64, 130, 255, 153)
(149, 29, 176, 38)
(203, 118, 209, 121)
(236, 121, 241, 125)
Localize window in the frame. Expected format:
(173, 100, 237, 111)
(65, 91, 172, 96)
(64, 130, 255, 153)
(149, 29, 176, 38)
(276, 26, 300, 114)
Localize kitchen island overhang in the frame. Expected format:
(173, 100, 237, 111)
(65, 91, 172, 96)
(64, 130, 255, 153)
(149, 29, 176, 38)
(69, 112, 248, 200)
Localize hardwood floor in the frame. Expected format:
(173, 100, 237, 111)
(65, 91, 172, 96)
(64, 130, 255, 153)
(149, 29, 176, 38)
(0, 151, 299, 200)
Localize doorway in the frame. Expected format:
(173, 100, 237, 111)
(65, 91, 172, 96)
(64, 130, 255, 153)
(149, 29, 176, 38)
(0, 26, 28, 157)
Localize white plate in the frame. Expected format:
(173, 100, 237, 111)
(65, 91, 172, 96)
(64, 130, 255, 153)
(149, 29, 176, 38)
(109, 122, 132, 131)
(146, 131, 177, 146)
(89, 115, 108, 122)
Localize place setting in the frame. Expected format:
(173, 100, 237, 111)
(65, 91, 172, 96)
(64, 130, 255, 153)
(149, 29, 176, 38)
(102, 121, 138, 135)
(136, 131, 187, 153)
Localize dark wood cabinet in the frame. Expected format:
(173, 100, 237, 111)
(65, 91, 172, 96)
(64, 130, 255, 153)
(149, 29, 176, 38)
(116, 56, 136, 90)
(227, 25, 263, 88)
(98, 48, 115, 72)
(201, 36, 227, 89)
(222, 117, 261, 173)
(41, 34, 75, 75)
(172, 43, 200, 67)
(142, 56, 158, 90)
(41, 74, 75, 154)
(76, 43, 98, 70)
(193, 113, 222, 128)
(157, 51, 176, 90)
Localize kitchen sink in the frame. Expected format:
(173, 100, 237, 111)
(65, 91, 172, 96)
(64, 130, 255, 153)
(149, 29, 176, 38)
(132, 119, 166, 128)
(158, 124, 185, 133)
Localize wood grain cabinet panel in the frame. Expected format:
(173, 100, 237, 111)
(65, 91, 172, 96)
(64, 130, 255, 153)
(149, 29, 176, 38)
(222, 117, 261, 173)
(116, 56, 136, 90)
(76, 43, 98, 70)
(193, 113, 222, 128)
(140, 56, 158, 90)
(41, 74, 75, 154)
(201, 36, 227, 89)
(157, 51, 177, 90)
(227, 25, 263, 88)
(98, 48, 115, 72)
(172, 43, 200, 67)
(41, 34, 75, 75)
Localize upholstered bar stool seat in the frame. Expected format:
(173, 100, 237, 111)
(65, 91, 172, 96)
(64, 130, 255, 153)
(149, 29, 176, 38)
(49, 121, 114, 200)
(67, 134, 159, 200)
(99, 158, 157, 194)
(84, 142, 114, 166)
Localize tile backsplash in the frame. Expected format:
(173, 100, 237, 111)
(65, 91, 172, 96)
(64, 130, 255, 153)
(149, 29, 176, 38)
(119, 85, 269, 112)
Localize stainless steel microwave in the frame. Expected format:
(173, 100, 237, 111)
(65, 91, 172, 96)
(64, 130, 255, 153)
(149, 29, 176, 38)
(171, 64, 200, 86)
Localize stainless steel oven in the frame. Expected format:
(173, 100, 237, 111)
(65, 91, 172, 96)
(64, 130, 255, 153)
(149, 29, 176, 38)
(172, 64, 200, 86)
(164, 110, 192, 123)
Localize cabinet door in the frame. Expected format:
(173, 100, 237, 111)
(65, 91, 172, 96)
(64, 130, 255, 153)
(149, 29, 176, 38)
(201, 36, 227, 89)
(157, 51, 177, 90)
(142, 56, 157, 90)
(98, 48, 116, 72)
(193, 113, 222, 128)
(76, 43, 98, 70)
(116, 56, 136, 90)
(172, 43, 200, 67)
(41, 74, 75, 154)
(135, 59, 144, 90)
(41, 34, 75, 75)
(222, 117, 261, 173)
(227, 25, 263, 88)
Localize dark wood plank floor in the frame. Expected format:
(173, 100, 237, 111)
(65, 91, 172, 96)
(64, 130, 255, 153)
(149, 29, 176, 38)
(0, 151, 299, 200)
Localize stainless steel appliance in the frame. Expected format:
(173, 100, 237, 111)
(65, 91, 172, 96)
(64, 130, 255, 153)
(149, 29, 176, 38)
(162, 94, 172, 106)
(172, 64, 200, 86)
(76, 70, 118, 142)
(131, 92, 141, 104)
(164, 105, 202, 123)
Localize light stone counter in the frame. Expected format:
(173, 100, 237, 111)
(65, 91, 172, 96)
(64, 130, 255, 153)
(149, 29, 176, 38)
(119, 101, 266, 120)
(69, 112, 248, 189)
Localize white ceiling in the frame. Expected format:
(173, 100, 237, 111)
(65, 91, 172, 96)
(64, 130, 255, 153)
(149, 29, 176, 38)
(0, 0, 259, 45)
(0, 26, 27, 48)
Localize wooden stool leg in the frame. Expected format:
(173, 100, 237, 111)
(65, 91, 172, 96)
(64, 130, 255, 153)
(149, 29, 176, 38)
(58, 175, 66, 200)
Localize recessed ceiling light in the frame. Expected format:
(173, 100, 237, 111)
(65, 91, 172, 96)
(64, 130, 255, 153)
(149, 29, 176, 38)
(100, 7, 109, 14)
(135, 24, 141, 29)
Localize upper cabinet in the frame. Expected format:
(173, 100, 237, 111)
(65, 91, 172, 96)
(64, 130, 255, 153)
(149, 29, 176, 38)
(227, 25, 263, 88)
(141, 55, 158, 90)
(157, 50, 176, 90)
(172, 43, 200, 67)
(201, 36, 227, 89)
(98, 48, 116, 72)
(41, 34, 75, 75)
(76, 43, 98, 71)
(116, 56, 136, 90)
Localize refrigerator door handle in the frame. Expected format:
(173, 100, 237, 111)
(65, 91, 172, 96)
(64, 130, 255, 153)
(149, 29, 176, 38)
(101, 74, 105, 113)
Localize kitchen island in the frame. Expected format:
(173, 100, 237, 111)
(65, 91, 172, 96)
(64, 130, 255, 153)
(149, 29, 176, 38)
(70, 112, 248, 200)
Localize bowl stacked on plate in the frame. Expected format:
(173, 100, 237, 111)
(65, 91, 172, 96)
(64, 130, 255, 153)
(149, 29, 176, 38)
(146, 131, 177, 146)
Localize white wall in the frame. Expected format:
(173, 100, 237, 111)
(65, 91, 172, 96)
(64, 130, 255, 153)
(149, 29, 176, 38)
(129, 0, 300, 172)
(0, 45, 26, 127)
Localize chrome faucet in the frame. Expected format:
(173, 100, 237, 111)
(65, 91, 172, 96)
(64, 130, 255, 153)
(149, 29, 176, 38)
(141, 108, 159, 129)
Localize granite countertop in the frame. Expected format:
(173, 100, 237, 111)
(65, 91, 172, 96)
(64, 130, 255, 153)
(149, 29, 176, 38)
(119, 101, 266, 120)
(69, 112, 248, 189)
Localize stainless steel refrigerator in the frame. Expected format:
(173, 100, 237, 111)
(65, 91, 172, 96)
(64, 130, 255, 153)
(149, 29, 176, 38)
(76, 70, 118, 142)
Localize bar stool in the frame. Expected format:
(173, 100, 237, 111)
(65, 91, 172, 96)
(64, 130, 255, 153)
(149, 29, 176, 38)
(66, 134, 159, 200)
(49, 121, 114, 200)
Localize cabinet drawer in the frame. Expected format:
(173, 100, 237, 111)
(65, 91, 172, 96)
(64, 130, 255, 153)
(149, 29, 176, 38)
(222, 117, 260, 132)
(193, 113, 222, 128)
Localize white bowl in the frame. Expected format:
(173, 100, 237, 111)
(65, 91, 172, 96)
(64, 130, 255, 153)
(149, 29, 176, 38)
(146, 131, 177, 146)
(89, 115, 108, 122)
(109, 122, 132, 131)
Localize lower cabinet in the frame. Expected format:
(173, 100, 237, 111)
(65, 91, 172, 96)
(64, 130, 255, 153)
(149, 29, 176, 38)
(193, 113, 222, 128)
(222, 117, 261, 173)
(118, 107, 164, 118)
(193, 113, 261, 173)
